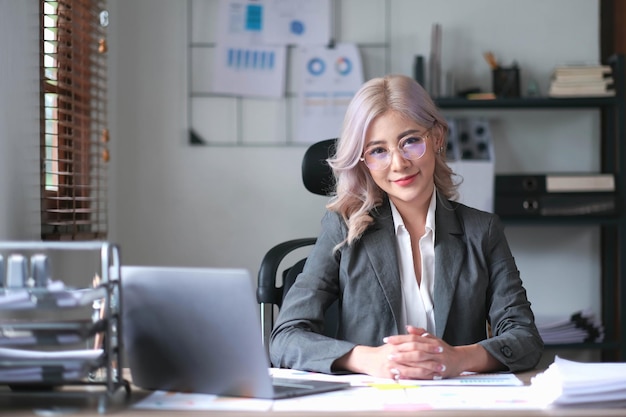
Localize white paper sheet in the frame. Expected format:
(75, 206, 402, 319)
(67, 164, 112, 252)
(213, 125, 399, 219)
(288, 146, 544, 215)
(270, 368, 523, 387)
(272, 385, 545, 412)
(215, 0, 266, 46)
(0, 347, 104, 383)
(212, 0, 288, 98)
(295, 43, 364, 143)
(215, 0, 331, 46)
(263, 0, 331, 45)
(531, 356, 626, 405)
(211, 43, 287, 98)
(0, 282, 106, 310)
(132, 390, 273, 411)
(132, 370, 542, 412)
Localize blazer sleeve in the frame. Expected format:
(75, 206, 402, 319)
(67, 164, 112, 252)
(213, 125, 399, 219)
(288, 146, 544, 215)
(477, 213, 544, 372)
(269, 210, 358, 374)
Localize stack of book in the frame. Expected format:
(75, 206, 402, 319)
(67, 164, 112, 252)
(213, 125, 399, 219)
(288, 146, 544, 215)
(535, 309, 604, 345)
(548, 63, 615, 97)
(531, 356, 626, 406)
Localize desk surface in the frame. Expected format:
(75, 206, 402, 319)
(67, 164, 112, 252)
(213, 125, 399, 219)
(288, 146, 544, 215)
(1, 371, 625, 417)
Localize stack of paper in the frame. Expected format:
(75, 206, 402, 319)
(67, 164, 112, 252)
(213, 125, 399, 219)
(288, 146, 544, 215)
(531, 356, 626, 406)
(535, 309, 603, 344)
(0, 347, 104, 383)
(548, 64, 615, 97)
(0, 280, 106, 310)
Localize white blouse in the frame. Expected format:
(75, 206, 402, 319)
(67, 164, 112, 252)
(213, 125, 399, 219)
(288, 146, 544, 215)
(389, 188, 437, 334)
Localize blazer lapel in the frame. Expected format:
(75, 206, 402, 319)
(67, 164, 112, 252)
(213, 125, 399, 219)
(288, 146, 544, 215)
(433, 199, 465, 338)
(361, 201, 404, 334)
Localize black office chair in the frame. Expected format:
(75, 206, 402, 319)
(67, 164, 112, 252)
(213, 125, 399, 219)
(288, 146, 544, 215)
(257, 139, 338, 348)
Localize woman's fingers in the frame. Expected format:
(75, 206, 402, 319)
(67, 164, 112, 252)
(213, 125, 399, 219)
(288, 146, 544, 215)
(386, 362, 444, 380)
(383, 328, 449, 380)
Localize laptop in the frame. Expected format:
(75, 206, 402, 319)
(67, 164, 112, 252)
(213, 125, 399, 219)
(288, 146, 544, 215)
(120, 265, 350, 399)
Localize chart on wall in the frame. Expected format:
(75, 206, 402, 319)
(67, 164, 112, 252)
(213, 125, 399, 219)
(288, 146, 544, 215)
(210, 0, 334, 98)
(295, 44, 364, 144)
(189, 0, 367, 146)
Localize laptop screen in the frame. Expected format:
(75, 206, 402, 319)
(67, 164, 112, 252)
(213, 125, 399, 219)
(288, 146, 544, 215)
(121, 266, 277, 398)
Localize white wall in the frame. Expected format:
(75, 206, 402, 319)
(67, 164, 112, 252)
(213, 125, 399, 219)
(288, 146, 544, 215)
(0, 0, 605, 363)
(108, 0, 603, 327)
(0, 0, 41, 240)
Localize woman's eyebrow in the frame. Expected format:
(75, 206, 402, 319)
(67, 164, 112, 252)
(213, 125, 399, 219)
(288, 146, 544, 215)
(397, 129, 425, 139)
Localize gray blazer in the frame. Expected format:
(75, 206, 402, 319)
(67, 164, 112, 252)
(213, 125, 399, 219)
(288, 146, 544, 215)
(269, 197, 543, 374)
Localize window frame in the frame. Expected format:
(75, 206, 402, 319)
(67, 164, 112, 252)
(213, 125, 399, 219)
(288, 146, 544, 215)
(40, 0, 109, 241)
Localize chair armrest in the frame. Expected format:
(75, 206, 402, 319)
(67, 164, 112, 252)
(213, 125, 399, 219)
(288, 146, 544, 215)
(256, 238, 316, 305)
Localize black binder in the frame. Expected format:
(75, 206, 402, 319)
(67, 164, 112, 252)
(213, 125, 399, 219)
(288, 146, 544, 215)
(496, 174, 615, 194)
(495, 193, 617, 217)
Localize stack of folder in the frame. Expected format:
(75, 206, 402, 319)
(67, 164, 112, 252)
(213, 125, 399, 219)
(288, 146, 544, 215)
(535, 310, 604, 345)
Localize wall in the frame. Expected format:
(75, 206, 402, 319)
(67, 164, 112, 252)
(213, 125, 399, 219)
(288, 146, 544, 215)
(0, 0, 41, 240)
(0, 0, 605, 363)
(108, 0, 603, 328)
(0, 0, 611, 371)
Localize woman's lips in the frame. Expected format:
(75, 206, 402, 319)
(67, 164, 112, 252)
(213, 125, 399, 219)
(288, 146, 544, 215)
(393, 173, 418, 186)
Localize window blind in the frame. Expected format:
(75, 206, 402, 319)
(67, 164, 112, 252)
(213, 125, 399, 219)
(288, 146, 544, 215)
(41, 0, 109, 240)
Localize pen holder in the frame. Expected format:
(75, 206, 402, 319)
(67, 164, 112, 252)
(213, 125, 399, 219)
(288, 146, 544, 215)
(492, 67, 520, 98)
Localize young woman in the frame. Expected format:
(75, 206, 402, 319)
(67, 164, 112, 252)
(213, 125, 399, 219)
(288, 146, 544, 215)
(269, 74, 543, 380)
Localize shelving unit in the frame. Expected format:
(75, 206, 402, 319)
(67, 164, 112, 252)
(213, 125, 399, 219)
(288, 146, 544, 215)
(435, 54, 625, 361)
(0, 241, 130, 413)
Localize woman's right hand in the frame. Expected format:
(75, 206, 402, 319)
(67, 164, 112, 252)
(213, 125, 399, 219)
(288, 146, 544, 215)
(333, 343, 401, 379)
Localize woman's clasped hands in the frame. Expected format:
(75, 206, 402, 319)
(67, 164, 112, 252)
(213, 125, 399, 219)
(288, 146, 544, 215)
(381, 325, 458, 381)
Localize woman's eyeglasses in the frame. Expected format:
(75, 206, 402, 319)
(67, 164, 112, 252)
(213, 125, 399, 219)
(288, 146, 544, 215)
(360, 133, 429, 170)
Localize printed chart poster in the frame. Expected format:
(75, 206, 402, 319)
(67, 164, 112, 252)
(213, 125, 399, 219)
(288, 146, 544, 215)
(213, 0, 288, 98)
(215, 0, 266, 46)
(296, 43, 364, 143)
(212, 43, 287, 98)
(263, 0, 332, 46)
(216, 0, 331, 46)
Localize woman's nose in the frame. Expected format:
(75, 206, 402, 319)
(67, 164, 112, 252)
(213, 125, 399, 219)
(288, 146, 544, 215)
(389, 147, 410, 169)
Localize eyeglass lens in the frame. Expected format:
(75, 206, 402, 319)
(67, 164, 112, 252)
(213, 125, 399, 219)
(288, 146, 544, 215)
(363, 136, 427, 170)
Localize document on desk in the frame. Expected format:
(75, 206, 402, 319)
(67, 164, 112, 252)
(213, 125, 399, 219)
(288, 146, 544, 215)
(132, 370, 540, 412)
(270, 368, 523, 387)
(269, 370, 543, 412)
(271, 385, 545, 412)
(132, 391, 273, 412)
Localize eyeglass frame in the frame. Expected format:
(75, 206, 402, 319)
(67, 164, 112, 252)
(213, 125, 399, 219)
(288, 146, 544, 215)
(360, 130, 432, 171)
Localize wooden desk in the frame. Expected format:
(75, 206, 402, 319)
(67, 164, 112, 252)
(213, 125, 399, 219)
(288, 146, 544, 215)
(1, 372, 625, 416)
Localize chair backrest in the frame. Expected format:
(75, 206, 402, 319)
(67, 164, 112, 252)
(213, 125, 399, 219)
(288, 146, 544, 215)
(302, 138, 336, 196)
(257, 138, 337, 349)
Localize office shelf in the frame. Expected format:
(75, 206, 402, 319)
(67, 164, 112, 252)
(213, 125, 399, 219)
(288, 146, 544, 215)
(495, 216, 621, 226)
(438, 54, 625, 360)
(0, 241, 131, 413)
(435, 96, 619, 109)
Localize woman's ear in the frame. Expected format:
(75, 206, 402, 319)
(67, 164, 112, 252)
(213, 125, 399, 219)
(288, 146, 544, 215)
(431, 124, 445, 151)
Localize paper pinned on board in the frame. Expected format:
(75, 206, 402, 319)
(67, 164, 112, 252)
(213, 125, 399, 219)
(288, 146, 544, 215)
(294, 43, 364, 143)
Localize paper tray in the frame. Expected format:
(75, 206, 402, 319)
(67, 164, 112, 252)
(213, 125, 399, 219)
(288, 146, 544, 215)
(0, 285, 107, 311)
(0, 347, 105, 384)
(0, 319, 107, 347)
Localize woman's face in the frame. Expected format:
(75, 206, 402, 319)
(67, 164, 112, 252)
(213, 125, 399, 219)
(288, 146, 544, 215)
(362, 110, 440, 209)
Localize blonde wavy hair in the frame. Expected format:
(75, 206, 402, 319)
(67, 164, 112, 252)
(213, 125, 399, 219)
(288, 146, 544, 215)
(326, 74, 458, 247)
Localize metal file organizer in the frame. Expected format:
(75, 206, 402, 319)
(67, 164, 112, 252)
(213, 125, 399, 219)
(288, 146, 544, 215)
(0, 241, 130, 413)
